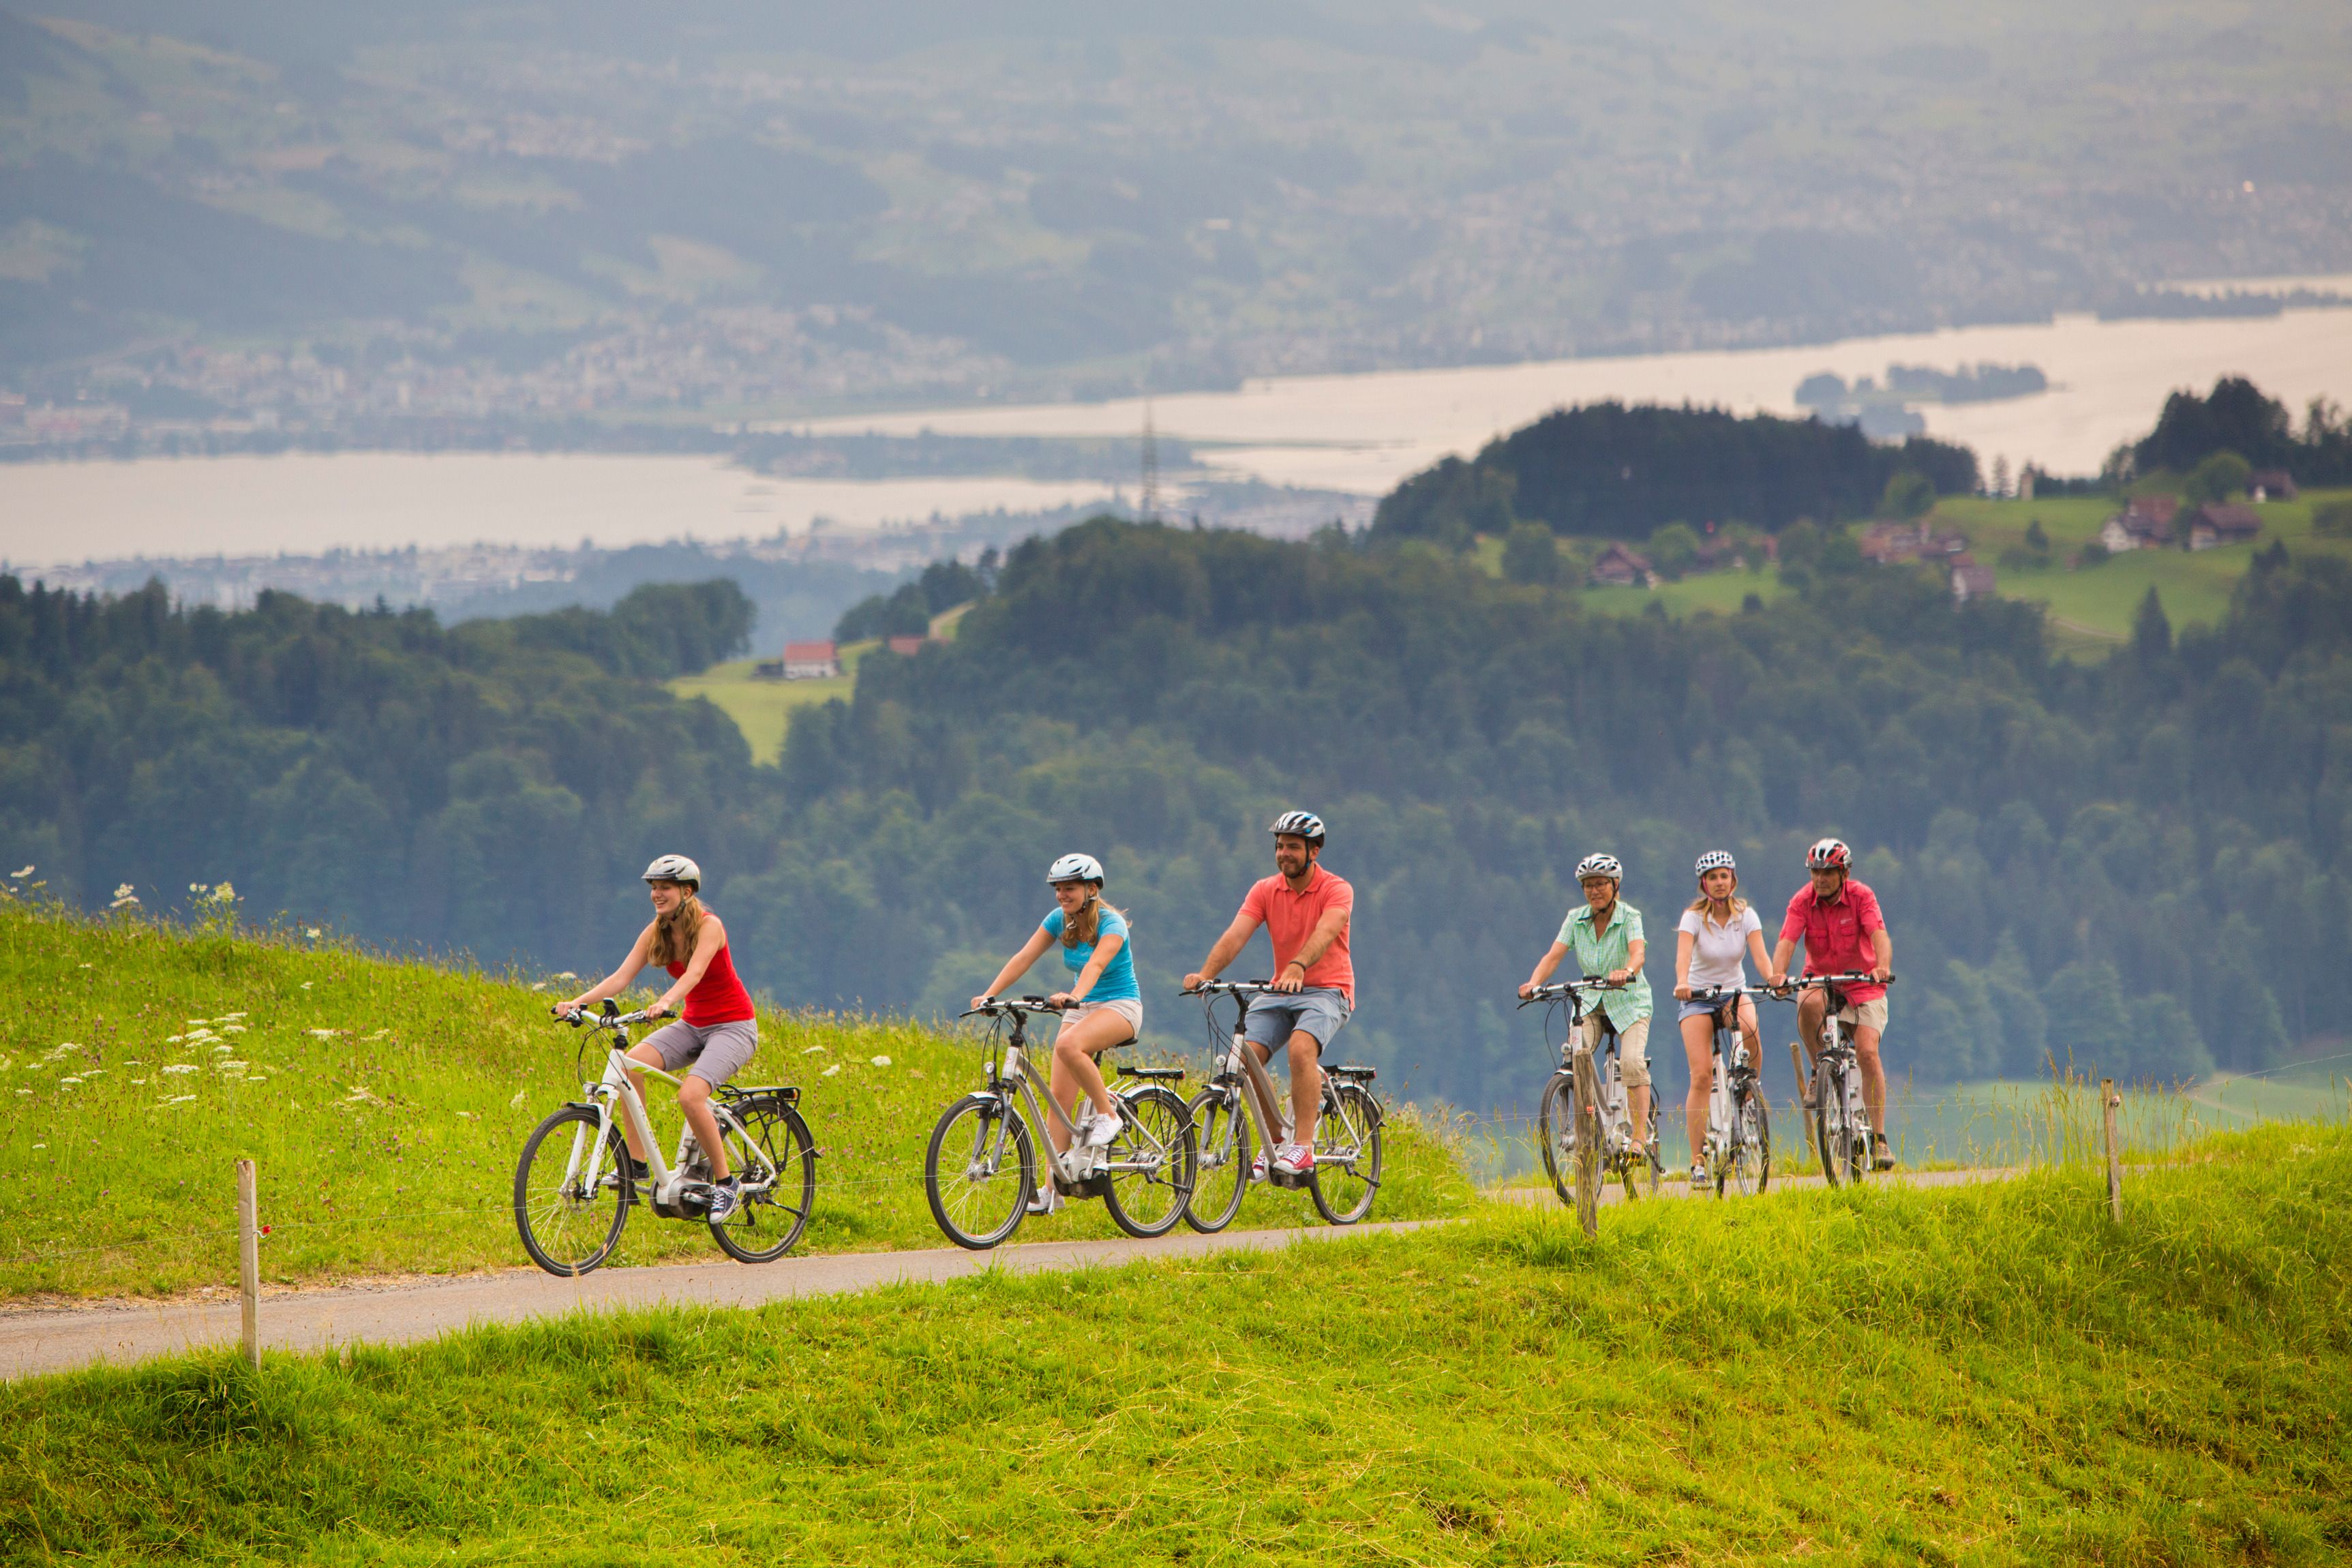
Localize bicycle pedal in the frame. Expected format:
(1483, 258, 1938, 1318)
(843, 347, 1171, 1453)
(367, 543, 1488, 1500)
(1267, 1167, 1312, 1190)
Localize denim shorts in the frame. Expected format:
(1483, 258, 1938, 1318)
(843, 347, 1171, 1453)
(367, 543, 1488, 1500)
(1678, 995, 1753, 1025)
(1244, 988, 1351, 1057)
(639, 1018, 758, 1089)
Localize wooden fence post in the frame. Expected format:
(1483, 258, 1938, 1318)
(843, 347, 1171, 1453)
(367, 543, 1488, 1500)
(237, 1158, 260, 1368)
(2100, 1080, 2122, 1224)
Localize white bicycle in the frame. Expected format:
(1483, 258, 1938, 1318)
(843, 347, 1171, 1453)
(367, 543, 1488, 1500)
(1686, 984, 1773, 1196)
(512, 1001, 817, 1275)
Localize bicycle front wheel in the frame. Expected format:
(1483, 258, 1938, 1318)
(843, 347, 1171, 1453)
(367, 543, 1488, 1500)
(925, 1093, 1035, 1250)
(513, 1104, 633, 1277)
(1103, 1085, 1195, 1239)
(1813, 1073, 1849, 1188)
(1183, 1085, 1250, 1234)
(1723, 1091, 1770, 1196)
(1310, 1083, 1383, 1225)
(709, 1100, 817, 1263)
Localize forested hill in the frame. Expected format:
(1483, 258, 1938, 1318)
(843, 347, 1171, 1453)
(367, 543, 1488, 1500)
(8, 529, 2350, 1106)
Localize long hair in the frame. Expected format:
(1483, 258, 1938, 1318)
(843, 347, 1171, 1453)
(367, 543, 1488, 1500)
(1687, 871, 1749, 928)
(1061, 885, 1121, 948)
(648, 892, 708, 967)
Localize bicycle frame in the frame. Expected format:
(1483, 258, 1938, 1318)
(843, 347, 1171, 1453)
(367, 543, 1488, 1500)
(1777, 971, 1892, 1179)
(1688, 986, 1766, 1170)
(1526, 980, 1644, 1162)
(562, 1020, 782, 1216)
(1188, 983, 1375, 1187)
(964, 1002, 1182, 1195)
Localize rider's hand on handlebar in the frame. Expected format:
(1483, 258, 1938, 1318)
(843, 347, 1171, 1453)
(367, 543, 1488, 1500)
(1605, 967, 1631, 987)
(1181, 972, 1205, 993)
(970, 993, 996, 1011)
(1273, 960, 1307, 994)
(1871, 964, 1892, 983)
(1517, 980, 1539, 999)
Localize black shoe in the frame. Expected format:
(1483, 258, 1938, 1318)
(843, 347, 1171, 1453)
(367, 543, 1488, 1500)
(1871, 1135, 1895, 1171)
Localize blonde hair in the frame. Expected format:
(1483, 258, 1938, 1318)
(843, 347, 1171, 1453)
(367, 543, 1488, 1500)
(648, 892, 708, 967)
(1061, 886, 1121, 949)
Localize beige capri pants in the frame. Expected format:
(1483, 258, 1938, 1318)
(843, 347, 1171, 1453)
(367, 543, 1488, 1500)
(1580, 1014, 1653, 1089)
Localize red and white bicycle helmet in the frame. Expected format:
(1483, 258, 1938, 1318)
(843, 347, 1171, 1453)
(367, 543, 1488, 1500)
(1805, 837, 1852, 871)
(1046, 852, 1104, 885)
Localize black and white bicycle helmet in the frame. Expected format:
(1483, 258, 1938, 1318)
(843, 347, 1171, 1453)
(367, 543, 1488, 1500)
(1046, 852, 1104, 885)
(642, 854, 702, 889)
(1574, 852, 1622, 881)
(1695, 850, 1738, 877)
(1806, 837, 1852, 871)
(1270, 810, 1325, 844)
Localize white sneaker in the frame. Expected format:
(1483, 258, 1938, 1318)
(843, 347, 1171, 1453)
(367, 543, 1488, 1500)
(1083, 1108, 1120, 1148)
(1251, 1148, 1269, 1182)
(1027, 1182, 1062, 1215)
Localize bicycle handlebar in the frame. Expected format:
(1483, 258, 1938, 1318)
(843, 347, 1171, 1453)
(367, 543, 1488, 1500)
(1766, 971, 1897, 996)
(1516, 976, 1625, 1009)
(1182, 980, 1280, 999)
(959, 995, 1066, 1020)
(552, 1004, 665, 1030)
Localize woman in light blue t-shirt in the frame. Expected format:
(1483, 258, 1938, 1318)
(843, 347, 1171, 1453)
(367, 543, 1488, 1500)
(973, 853, 1142, 1196)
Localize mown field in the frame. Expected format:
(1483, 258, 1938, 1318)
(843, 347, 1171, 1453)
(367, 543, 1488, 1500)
(665, 639, 875, 766)
(0, 906, 1473, 1299)
(4, 1121, 2345, 1564)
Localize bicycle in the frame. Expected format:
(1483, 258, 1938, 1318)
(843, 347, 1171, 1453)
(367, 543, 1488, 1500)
(1685, 984, 1773, 1197)
(513, 1001, 818, 1276)
(1519, 978, 1661, 1235)
(924, 996, 1196, 1250)
(1179, 981, 1385, 1231)
(1773, 972, 1895, 1188)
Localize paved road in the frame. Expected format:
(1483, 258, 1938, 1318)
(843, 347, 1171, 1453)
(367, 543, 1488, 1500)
(2, 1166, 2031, 1382)
(0, 1220, 1441, 1383)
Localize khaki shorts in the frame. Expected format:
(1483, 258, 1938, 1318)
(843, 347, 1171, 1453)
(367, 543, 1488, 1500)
(1833, 998, 1890, 1035)
(1059, 997, 1142, 1042)
(1581, 1015, 1653, 1089)
(639, 1018, 758, 1089)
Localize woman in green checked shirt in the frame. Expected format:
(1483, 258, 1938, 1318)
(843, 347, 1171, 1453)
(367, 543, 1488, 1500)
(1518, 852, 1655, 1145)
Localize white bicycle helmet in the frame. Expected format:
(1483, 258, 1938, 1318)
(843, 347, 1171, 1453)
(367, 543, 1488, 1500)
(1695, 850, 1738, 877)
(642, 854, 702, 889)
(1046, 852, 1104, 885)
(1574, 852, 1623, 882)
(1270, 810, 1326, 844)
(1806, 837, 1852, 871)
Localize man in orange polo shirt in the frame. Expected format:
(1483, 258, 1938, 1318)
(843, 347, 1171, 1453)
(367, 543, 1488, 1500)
(1183, 810, 1354, 1179)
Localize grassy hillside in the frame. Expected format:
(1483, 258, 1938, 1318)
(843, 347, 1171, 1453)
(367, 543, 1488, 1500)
(666, 639, 875, 766)
(5, 1122, 2345, 1563)
(0, 907, 1472, 1299)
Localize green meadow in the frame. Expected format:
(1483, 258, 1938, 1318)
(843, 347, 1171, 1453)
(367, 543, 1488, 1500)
(0, 906, 1472, 1300)
(3, 1122, 2345, 1564)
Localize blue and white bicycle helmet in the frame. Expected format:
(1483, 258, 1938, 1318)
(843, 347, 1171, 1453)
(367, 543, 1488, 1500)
(1270, 810, 1325, 844)
(1695, 850, 1737, 877)
(1046, 852, 1104, 885)
(1574, 852, 1622, 881)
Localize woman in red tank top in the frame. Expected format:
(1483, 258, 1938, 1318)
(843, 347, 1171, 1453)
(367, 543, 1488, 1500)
(558, 854, 759, 1216)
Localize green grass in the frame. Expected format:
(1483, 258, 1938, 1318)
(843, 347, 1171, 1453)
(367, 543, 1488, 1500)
(667, 639, 877, 766)
(6, 1121, 2345, 1564)
(0, 906, 1472, 1299)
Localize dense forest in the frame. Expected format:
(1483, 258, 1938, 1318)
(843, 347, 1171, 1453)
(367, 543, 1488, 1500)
(10, 517, 2348, 1110)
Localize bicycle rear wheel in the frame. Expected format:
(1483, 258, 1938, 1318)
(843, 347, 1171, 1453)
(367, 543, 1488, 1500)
(1183, 1086, 1250, 1234)
(1102, 1085, 1195, 1238)
(1813, 1069, 1854, 1188)
(1310, 1083, 1383, 1225)
(513, 1104, 633, 1277)
(925, 1093, 1035, 1250)
(708, 1099, 817, 1263)
(1722, 1091, 1770, 1196)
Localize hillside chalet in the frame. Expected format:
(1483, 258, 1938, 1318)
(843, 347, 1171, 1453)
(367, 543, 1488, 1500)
(2187, 502, 2261, 552)
(2251, 470, 2297, 502)
(1589, 543, 1654, 588)
(1858, 518, 1970, 564)
(1949, 556, 1998, 604)
(755, 640, 841, 680)
(2097, 495, 2179, 553)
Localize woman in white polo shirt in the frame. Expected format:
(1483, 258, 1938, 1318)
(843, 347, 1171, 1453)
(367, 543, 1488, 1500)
(1672, 850, 1773, 1187)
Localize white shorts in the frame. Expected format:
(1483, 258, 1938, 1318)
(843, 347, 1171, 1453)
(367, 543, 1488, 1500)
(1059, 998, 1142, 1042)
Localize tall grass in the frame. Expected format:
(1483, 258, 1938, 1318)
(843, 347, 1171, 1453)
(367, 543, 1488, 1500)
(0, 905, 1474, 1299)
(5, 1121, 2345, 1564)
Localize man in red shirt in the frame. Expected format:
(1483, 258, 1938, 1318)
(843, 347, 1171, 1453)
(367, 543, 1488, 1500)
(1768, 837, 1897, 1169)
(1184, 810, 1354, 1180)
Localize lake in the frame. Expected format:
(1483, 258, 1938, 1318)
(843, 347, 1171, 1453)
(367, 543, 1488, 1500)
(4, 298, 2349, 567)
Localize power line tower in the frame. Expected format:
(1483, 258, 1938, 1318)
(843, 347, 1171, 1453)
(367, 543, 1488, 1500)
(1139, 399, 1160, 524)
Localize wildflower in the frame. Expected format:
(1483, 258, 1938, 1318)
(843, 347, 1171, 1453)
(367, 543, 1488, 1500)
(221, 1024, 247, 1034)
(131, 1077, 147, 1085)
(57, 1076, 81, 1087)
(305, 926, 322, 939)
(162, 1064, 200, 1076)
(307, 1029, 339, 1040)
(802, 1044, 828, 1055)
(821, 1064, 841, 1077)
(301, 982, 312, 991)
(509, 1087, 529, 1109)
(455, 1110, 475, 1120)
(161, 1095, 196, 1106)
(554, 971, 577, 981)
(165, 1034, 185, 1044)
(110, 884, 141, 909)
(13, 1089, 29, 1096)
(363, 1029, 389, 1042)
(213, 1044, 235, 1054)
(215, 1060, 249, 1072)
(10, 865, 32, 879)
(870, 1055, 892, 1068)
(219, 1012, 247, 1021)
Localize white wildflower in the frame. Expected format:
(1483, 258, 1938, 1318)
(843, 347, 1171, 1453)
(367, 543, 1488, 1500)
(509, 1087, 529, 1109)
(455, 1110, 474, 1120)
(307, 1029, 339, 1040)
(363, 1029, 389, 1042)
(0, 1057, 12, 1072)
(220, 1012, 247, 1021)
(40, 1042, 81, 1063)
(214, 1060, 248, 1072)
(300, 982, 312, 990)
(221, 1025, 246, 1034)
(131, 1078, 147, 1085)
(821, 1063, 841, 1077)
(80, 1068, 104, 1077)
(165, 1034, 185, 1044)
(554, 971, 578, 982)
(57, 1076, 81, 1087)
(304, 927, 321, 939)
(186, 1018, 210, 1028)
(802, 1044, 827, 1055)
(870, 1055, 892, 1068)
(14, 1089, 29, 1096)
(11, 865, 33, 879)
(162, 1064, 200, 1076)
(213, 1044, 235, 1054)
(110, 884, 141, 909)
(29, 1142, 42, 1149)
(161, 1094, 196, 1106)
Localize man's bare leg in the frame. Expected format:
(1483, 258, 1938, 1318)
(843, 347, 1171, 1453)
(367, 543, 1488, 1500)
(1288, 1034, 1324, 1148)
